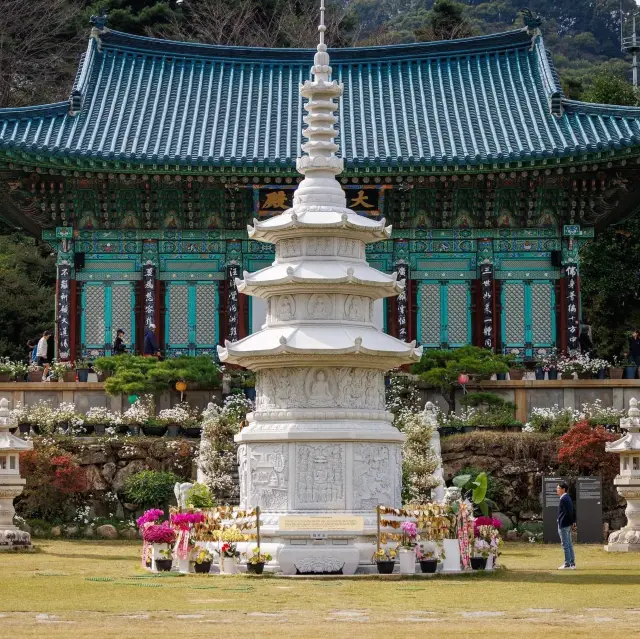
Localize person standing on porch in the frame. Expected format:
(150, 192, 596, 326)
(628, 329, 640, 367)
(557, 481, 576, 570)
(143, 324, 160, 357)
(36, 330, 52, 377)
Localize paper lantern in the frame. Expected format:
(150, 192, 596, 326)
(458, 374, 469, 385)
(175, 381, 187, 393)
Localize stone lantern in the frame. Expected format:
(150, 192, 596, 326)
(0, 397, 33, 549)
(606, 397, 640, 552)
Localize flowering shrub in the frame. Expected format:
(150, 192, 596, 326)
(558, 421, 618, 480)
(557, 353, 608, 376)
(170, 512, 205, 529)
(51, 402, 84, 434)
(221, 393, 253, 425)
(123, 395, 154, 425)
(18, 444, 89, 522)
(578, 399, 625, 428)
(84, 407, 122, 427)
(526, 405, 577, 436)
(158, 404, 194, 426)
(142, 522, 176, 545)
(385, 372, 423, 423)
(217, 542, 240, 559)
(400, 408, 441, 502)
(136, 509, 165, 529)
(27, 401, 56, 434)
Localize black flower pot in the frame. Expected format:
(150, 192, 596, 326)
(182, 426, 202, 438)
(93, 424, 106, 437)
(547, 368, 558, 380)
(128, 425, 140, 436)
(166, 424, 181, 437)
(244, 388, 256, 401)
(470, 557, 487, 570)
(624, 365, 638, 379)
(247, 562, 265, 574)
(142, 425, 168, 437)
(155, 559, 173, 572)
(194, 561, 212, 574)
(18, 423, 32, 435)
(496, 373, 507, 381)
(376, 560, 395, 574)
(82, 423, 95, 435)
(76, 368, 90, 382)
(439, 426, 456, 437)
(535, 367, 545, 380)
(596, 369, 607, 380)
(419, 559, 438, 574)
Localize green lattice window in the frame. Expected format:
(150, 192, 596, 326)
(417, 281, 471, 348)
(165, 282, 219, 357)
(81, 282, 135, 357)
(501, 280, 555, 357)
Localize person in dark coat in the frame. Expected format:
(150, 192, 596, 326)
(113, 329, 127, 355)
(579, 326, 592, 355)
(629, 329, 640, 367)
(143, 323, 160, 357)
(556, 481, 576, 570)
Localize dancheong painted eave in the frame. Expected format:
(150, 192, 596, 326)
(2, 25, 640, 170)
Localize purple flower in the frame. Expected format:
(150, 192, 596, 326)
(171, 512, 205, 529)
(142, 522, 176, 544)
(400, 521, 417, 538)
(136, 508, 164, 529)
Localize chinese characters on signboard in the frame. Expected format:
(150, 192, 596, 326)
(143, 265, 156, 328)
(227, 264, 241, 342)
(395, 263, 409, 341)
(57, 265, 72, 361)
(480, 264, 494, 350)
(257, 187, 380, 218)
(565, 264, 579, 351)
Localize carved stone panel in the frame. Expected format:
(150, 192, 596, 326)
(247, 443, 289, 511)
(278, 238, 302, 259)
(344, 295, 367, 322)
(337, 238, 363, 259)
(256, 367, 385, 410)
(352, 443, 399, 510)
(307, 294, 333, 319)
(295, 443, 345, 510)
(306, 237, 334, 256)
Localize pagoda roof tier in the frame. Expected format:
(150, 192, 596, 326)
(3, 27, 640, 172)
(217, 325, 422, 370)
(248, 209, 391, 244)
(237, 261, 403, 299)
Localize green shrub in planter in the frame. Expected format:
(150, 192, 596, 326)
(185, 483, 215, 509)
(123, 470, 181, 509)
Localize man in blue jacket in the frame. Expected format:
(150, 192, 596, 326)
(143, 323, 160, 357)
(557, 481, 576, 569)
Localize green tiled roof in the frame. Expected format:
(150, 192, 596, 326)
(2, 26, 640, 171)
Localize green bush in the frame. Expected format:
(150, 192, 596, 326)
(122, 470, 181, 509)
(103, 355, 221, 396)
(453, 466, 499, 504)
(185, 483, 215, 509)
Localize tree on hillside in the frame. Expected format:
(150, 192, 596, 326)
(0, 233, 55, 361)
(84, 0, 184, 36)
(164, 0, 356, 48)
(420, 0, 474, 41)
(0, 0, 84, 107)
(581, 72, 639, 106)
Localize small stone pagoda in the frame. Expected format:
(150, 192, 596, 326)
(606, 397, 640, 552)
(0, 398, 33, 550)
(217, 2, 422, 572)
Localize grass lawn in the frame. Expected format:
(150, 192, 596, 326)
(0, 541, 639, 638)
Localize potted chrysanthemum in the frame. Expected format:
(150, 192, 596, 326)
(372, 547, 396, 574)
(245, 547, 272, 575)
(155, 548, 173, 572)
(416, 543, 439, 574)
(193, 548, 213, 574)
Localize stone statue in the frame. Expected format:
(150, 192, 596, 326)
(174, 482, 194, 511)
(309, 370, 333, 407)
(423, 401, 445, 501)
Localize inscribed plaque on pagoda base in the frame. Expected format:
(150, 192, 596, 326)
(279, 515, 364, 533)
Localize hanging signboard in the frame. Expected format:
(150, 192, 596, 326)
(142, 264, 156, 328)
(227, 264, 241, 342)
(395, 263, 409, 341)
(57, 265, 72, 361)
(480, 263, 494, 350)
(565, 264, 579, 351)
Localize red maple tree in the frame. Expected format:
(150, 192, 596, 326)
(558, 421, 618, 480)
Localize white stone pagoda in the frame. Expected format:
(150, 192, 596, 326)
(217, 1, 422, 573)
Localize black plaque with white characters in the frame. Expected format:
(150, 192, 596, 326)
(577, 476, 602, 543)
(57, 265, 72, 361)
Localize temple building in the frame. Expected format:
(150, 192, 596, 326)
(2, 14, 640, 361)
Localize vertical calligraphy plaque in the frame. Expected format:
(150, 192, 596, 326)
(564, 264, 579, 351)
(480, 263, 494, 351)
(227, 264, 241, 342)
(57, 265, 72, 361)
(142, 264, 156, 328)
(395, 263, 408, 341)
(577, 476, 602, 543)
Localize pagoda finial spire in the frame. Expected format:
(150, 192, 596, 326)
(294, 0, 345, 209)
